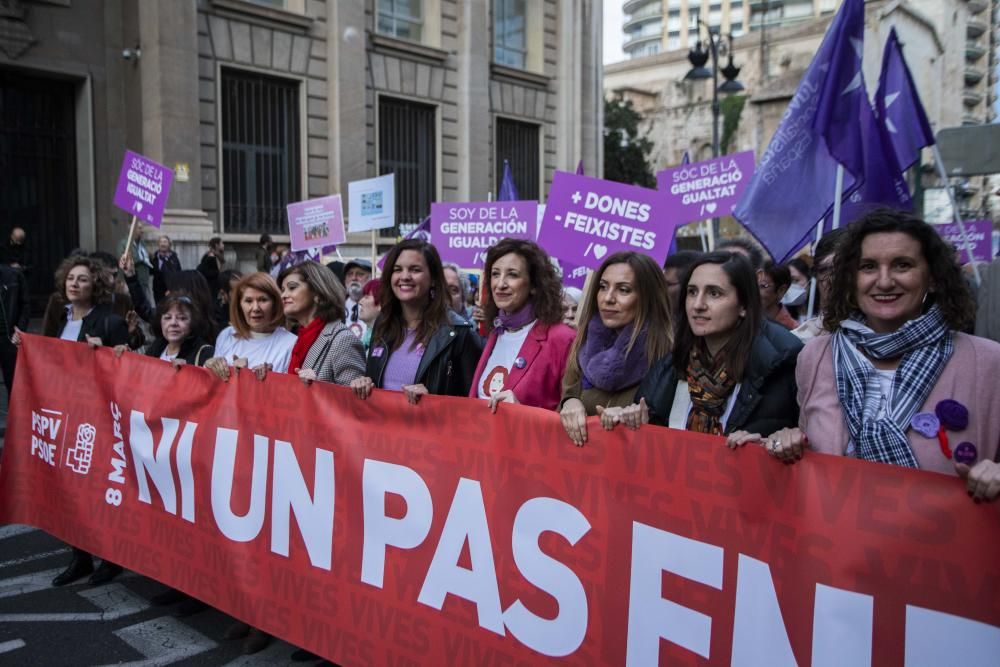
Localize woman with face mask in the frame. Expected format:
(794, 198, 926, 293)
(608, 252, 802, 442)
(204, 272, 297, 381)
(559, 252, 674, 446)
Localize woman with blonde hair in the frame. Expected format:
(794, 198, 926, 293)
(559, 251, 673, 446)
(205, 272, 296, 381)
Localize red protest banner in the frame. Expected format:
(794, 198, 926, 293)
(2, 335, 999, 665)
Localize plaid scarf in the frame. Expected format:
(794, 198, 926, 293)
(832, 305, 953, 468)
(685, 342, 738, 435)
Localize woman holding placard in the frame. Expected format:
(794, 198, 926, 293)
(470, 239, 575, 412)
(12, 255, 129, 587)
(350, 239, 482, 402)
(204, 272, 296, 381)
(559, 251, 673, 446)
(606, 251, 802, 441)
(764, 210, 1000, 502)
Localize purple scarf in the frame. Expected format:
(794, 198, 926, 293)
(494, 302, 535, 333)
(578, 317, 649, 392)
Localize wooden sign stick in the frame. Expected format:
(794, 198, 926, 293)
(120, 215, 139, 265)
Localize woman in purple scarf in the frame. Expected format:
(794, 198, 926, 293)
(559, 252, 674, 446)
(469, 239, 575, 411)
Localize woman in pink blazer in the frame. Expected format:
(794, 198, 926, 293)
(764, 210, 1000, 503)
(470, 239, 576, 411)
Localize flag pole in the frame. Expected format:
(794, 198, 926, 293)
(698, 223, 708, 252)
(805, 220, 824, 320)
(932, 144, 981, 287)
(831, 164, 845, 230)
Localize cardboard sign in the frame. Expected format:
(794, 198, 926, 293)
(286, 194, 347, 252)
(656, 150, 755, 225)
(538, 172, 674, 270)
(431, 201, 537, 267)
(348, 173, 396, 232)
(935, 219, 995, 263)
(113, 150, 174, 228)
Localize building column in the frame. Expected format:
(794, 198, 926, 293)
(327, 0, 368, 194)
(136, 0, 212, 241)
(456, 0, 491, 200)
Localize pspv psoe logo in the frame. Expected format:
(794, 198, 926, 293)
(65, 423, 96, 475)
(30, 408, 65, 467)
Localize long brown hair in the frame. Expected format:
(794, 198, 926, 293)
(672, 251, 761, 381)
(565, 252, 674, 382)
(278, 260, 347, 324)
(229, 272, 285, 339)
(374, 240, 450, 351)
(482, 239, 564, 333)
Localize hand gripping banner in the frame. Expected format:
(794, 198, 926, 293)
(2, 335, 999, 665)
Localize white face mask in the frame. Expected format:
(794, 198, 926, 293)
(781, 283, 808, 306)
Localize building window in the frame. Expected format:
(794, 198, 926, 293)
(220, 68, 301, 234)
(377, 0, 423, 42)
(494, 0, 527, 69)
(379, 96, 436, 234)
(495, 118, 540, 201)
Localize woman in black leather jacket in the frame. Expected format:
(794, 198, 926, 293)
(604, 251, 802, 441)
(350, 240, 482, 403)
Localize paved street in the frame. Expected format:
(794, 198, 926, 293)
(0, 523, 340, 666)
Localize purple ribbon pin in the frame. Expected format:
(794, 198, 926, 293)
(954, 442, 978, 465)
(372, 346, 385, 358)
(910, 412, 940, 439)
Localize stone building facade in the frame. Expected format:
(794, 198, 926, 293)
(605, 0, 997, 241)
(0, 0, 602, 302)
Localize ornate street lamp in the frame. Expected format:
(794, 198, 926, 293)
(685, 25, 744, 158)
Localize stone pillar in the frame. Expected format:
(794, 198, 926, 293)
(456, 0, 491, 200)
(327, 0, 368, 194)
(136, 0, 212, 240)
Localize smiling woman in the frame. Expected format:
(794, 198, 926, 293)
(770, 209, 1000, 503)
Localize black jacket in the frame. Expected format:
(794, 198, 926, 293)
(151, 251, 182, 301)
(366, 311, 483, 397)
(145, 336, 214, 367)
(0, 265, 30, 339)
(197, 253, 222, 294)
(51, 303, 129, 347)
(635, 320, 803, 436)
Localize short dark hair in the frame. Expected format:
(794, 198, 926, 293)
(673, 251, 762, 382)
(482, 239, 564, 331)
(663, 250, 702, 271)
(208, 236, 223, 251)
(259, 234, 272, 245)
(785, 257, 810, 280)
(151, 294, 211, 341)
(761, 260, 792, 291)
(814, 227, 848, 265)
(717, 237, 767, 270)
(824, 208, 975, 331)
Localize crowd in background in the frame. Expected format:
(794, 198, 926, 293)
(4, 207, 1000, 658)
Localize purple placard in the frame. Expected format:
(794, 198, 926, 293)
(656, 150, 755, 225)
(537, 172, 673, 270)
(286, 195, 347, 252)
(560, 261, 589, 289)
(936, 220, 994, 264)
(112, 150, 174, 228)
(431, 200, 537, 268)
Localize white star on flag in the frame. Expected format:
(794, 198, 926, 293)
(840, 38, 865, 96)
(883, 91, 901, 133)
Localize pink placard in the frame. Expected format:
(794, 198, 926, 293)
(286, 195, 346, 252)
(537, 172, 675, 270)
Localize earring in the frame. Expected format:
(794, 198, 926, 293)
(430, 287, 437, 300)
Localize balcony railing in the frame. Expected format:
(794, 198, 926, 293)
(963, 89, 984, 108)
(966, 0, 989, 15)
(623, 31, 663, 51)
(966, 41, 987, 61)
(967, 19, 987, 38)
(965, 65, 985, 85)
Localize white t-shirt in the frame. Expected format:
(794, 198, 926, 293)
(214, 326, 297, 372)
(477, 321, 536, 399)
(159, 351, 178, 362)
(59, 305, 92, 342)
(668, 380, 741, 431)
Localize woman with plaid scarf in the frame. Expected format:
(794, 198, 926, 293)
(766, 210, 1000, 503)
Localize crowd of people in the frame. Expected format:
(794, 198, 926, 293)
(4, 207, 1000, 656)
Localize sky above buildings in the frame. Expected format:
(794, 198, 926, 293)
(603, 1, 626, 65)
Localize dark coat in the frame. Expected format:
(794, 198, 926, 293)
(144, 336, 215, 367)
(197, 253, 222, 294)
(635, 320, 803, 436)
(0, 264, 30, 339)
(366, 311, 484, 397)
(152, 251, 182, 302)
(47, 302, 129, 347)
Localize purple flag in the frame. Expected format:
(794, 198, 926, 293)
(734, 0, 865, 262)
(575, 160, 585, 175)
(681, 151, 690, 165)
(877, 27, 935, 171)
(498, 160, 519, 201)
